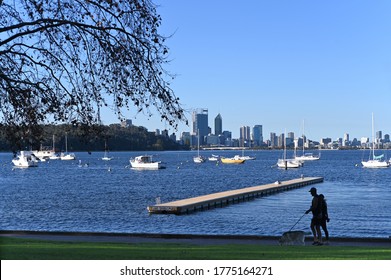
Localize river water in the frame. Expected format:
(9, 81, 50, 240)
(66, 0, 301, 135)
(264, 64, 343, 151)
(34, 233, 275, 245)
(0, 150, 390, 238)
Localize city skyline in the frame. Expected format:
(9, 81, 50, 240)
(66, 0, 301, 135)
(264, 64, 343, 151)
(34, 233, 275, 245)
(101, 0, 391, 141)
(123, 109, 390, 147)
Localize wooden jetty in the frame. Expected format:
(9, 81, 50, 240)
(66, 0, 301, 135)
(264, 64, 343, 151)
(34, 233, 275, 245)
(147, 177, 324, 215)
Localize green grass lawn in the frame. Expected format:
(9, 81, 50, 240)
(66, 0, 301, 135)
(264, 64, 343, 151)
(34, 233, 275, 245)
(1, 237, 390, 260)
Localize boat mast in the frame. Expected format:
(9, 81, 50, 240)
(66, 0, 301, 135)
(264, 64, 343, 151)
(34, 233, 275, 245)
(371, 112, 375, 160)
(197, 129, 200, 157)
(65, 132, 68, 153)
(302, 120, 305, 156)
(284, 129, 287, 160)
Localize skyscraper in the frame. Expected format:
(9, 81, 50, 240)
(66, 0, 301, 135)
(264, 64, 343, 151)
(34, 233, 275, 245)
(214, 114, 222, 135)
(252, 125, 263, 146)
(192, 108, 208, 144)
(240, 126, 251, 147)
(270, 132, 277, 147)
(376, 131, 382, 141)
(343, 133, 350, 146)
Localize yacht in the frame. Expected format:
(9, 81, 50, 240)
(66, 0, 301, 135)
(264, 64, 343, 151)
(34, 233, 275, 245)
(130, 155, 165, 169)
(361, 114, 390, 168)
(12, 151, 38, 168)
(60, 133, 76, 160)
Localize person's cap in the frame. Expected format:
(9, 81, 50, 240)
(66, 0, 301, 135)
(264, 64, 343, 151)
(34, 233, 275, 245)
(309, 187, 317, 192)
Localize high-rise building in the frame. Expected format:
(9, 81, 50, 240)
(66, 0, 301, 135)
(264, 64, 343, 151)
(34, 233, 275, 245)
(181, 132, 191, 146)
(320, 138, 332, 148)
(343, 133, 349, 146)
(376, 131, 382, 141)
(214, 114, 222, 135)
(252, 125, 263, 146)
(287, 132, 295, 139)
(278, 133, 285, 147)
(270, 132, 277, 147)
(192, 108, 208, 145)
(240, 126, 251, 147)
(286, 132, 294, 147)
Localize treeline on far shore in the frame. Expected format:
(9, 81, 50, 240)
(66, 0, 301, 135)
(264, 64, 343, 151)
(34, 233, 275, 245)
(0, 124, 189, 152)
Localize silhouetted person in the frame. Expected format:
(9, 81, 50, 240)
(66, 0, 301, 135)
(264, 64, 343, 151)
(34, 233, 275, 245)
(319, 194, 330, 244)
(305, 187, 323, 245)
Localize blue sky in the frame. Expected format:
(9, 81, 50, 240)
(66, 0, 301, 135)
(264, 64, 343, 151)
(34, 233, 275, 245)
(103, 0, 391, 141)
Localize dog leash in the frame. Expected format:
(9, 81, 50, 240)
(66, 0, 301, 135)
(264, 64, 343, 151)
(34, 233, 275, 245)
(288, 213, 306, 232)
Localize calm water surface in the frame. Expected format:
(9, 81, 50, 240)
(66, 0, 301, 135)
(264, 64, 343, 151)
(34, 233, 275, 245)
(0, 150, 390, 238)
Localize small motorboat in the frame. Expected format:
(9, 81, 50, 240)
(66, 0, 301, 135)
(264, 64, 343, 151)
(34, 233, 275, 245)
(12, 151, 38, 168)
(130, 155, 165, 169)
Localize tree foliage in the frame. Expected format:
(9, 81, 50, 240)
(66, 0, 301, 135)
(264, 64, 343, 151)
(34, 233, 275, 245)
(0, 0, 186, 147)
(0, 123, 188, 152)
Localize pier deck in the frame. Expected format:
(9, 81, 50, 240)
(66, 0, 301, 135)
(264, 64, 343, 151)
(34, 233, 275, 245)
(147, 177, 324, 214)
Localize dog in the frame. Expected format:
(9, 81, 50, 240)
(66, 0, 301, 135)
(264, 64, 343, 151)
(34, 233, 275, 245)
(278, 230, 305, 246)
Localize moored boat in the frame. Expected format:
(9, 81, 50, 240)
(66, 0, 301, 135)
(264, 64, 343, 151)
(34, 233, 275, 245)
(193, 155, 206, 163)
(277, 129, 302, 169)
(60, 152, 76, 160)
(33, 135, 60, 161)
(32, 149, 57, 161)
(220, 155, 245, 164)
(361, 114, 390, 168)
(362, 159, 389, 168)
(12, 151, 38, 168)
(130, 155, 165, 169)
(277, 158, 302, 168)
(237, 155, 256, 160)
(102, 140, 113, 161)
(60, 133, 76, 160)
(295, 121, 320, 161)
(193, 130, 205, 163)
(208, 154, 219, 161)
(295, 152, 320, 161)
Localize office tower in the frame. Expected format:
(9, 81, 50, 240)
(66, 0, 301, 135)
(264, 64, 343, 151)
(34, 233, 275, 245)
(343, 133, 349, 146)
(253, 125, 263, 146)
(278, 133, 285, 147)
(181, 132, 191, 146)
(270, 132, 277, 147)
(214, 114, 222, 135)
(240, 126, 251, 147)
(320, 138, 332, 148)
(192, 108, 208, 144)
(286, 132, 294, 147)
(376, 131, 382, 141)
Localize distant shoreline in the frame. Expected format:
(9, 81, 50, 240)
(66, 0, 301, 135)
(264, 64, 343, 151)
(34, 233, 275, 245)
(1, 147, 389, 153)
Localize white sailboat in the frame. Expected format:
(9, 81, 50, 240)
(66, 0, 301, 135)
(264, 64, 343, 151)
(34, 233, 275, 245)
(277, 130, 302, 169)
(102, 140, 113, 161)
(193, 130, 205, 163)
(237, 148, 256, 160)
(295, 120, 320, 161)
(33, 135, 60, 160)
(60, 133, 76, 160)
(361, 113, 390, 168)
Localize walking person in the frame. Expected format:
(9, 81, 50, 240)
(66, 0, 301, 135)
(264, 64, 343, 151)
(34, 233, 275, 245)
(305, 187, 323, 245)
(319, 194, 330, 244)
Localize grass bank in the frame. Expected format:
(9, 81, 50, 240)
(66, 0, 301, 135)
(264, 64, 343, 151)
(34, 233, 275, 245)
(1, 237, 390, 260)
